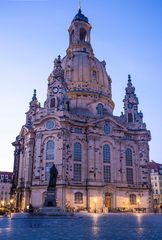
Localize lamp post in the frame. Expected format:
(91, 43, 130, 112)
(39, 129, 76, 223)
(1, 200, 4, 208)
(137, 198, 140, 213)
(9, 198, 15, 213)
(94, 197, 97, 213)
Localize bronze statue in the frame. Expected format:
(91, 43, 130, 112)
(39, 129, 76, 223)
(48, 164, 58, 189)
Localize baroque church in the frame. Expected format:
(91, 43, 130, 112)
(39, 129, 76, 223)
(12, 9, 152, 212)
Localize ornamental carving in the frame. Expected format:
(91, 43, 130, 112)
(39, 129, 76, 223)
(52, 55, 64, 81)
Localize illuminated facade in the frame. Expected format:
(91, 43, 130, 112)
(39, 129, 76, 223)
(148, 161, 162, 212)
(12, 9, 152, 212)
(0, 172, 13, 207)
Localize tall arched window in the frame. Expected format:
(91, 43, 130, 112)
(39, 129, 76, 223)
(103, 165, 111, 183)
(92, 70, 97, 80)
(128, 113, 133, 122)
(70, 30, 74, 43)
(45, 162, 53, 180)
(126, 168, 133, 184)
(66, 69, 71, 80)
(74, 192, 83, 204)
(74, 142, 82, 161)
(79, 28, 87, 42)
(46, 140, 54, 160)
(103, 144, 111, 163)
(50, 98, 55, 108)
(97, 103, 104, 116)
(126, 148, 133, 166)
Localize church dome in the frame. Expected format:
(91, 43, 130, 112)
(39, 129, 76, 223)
(62, 53, 112, 100)
(61, 10, 114, 115)
(72, 8, 89, 23)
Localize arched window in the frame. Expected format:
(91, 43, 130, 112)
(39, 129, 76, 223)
(46, 140, 54, 160)
(103, 144, 111, 163)
(66, 69, 71, 80)
(103, 165, 111, 183)
(74, 192, 83, 204)
(130, 194, 136, 204)
(74, 164, 81, 181)
(128, 113, 133, 122)
(92, 70, 97, 80)
(126, 168, 133, 184)
(126, 148, 133, 166)
(74, 142, 82, 161)
(70, 30, 74, 43)
(104, 123, 110, 135)
(79, 28, 87, 42)
(45, 162, 53, 180)
(97, 103, 104, 116)
(50, 98, 55, 108)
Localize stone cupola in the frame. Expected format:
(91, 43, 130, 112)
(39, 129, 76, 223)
(61, 9, 114, 115)
(67, 8, 93, 57)
(122, 74, 144, 126)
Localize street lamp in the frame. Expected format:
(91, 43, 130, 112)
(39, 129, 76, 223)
(10, 199, 14, 209)
(94, 197, 97, 213)
(137, 198, 140, 213)
(1, 200, 4, 207)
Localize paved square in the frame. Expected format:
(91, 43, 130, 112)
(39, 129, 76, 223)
(0, 213, 162, 240)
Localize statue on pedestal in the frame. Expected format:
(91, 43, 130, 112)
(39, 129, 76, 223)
(44, 164, 58, 207)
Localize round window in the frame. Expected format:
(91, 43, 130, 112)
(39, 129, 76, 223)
(46, 120, 55, 130)
(104, 123, 110, 135)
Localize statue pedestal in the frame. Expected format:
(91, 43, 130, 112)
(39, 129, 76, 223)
(43, 188, 57, 207)
(37, 207, 73, 216)
(36, 187, 73, 216)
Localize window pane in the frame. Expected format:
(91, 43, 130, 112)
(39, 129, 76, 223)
(128, 113, 133, 122)
(103, 144, 110, 163)
(97, 103, 104, 116)
(103, 165, 111, 183)
(45, 162, 53, 180)
(130, 194, 136, 204)
(74, 192, 83, 204)
(74, 128, 82, 134)
(74, 164, 81, 181)
(92, 70, 97, 80)
(50, 98, 55, 108)
(104, 123, 110, 135)
(46, 140, 54, 160)
(74, 142, 81, 161)
(126, 168, 133, 184)
(126, 148, 132, 166)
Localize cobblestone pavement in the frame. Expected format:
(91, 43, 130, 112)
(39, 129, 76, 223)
(0, 213, 162, 240)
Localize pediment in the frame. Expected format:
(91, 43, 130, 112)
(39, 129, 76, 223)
(87, 115, 127, 132)
(32, 115, 61, 131)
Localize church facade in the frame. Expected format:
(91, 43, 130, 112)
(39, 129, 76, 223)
(12, 10, 152, 212)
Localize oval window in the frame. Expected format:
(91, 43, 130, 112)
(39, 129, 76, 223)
(46, 120, 55, 130)
(104, 123, 110, 135)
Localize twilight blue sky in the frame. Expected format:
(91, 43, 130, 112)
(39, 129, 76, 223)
(0, 0, 162, 171)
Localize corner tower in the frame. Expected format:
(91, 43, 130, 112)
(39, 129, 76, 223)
(62, 9, 114, 115)
(122, 74, 145, 127)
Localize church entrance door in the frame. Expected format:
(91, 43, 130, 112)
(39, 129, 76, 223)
(105, 193, 112, 211)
